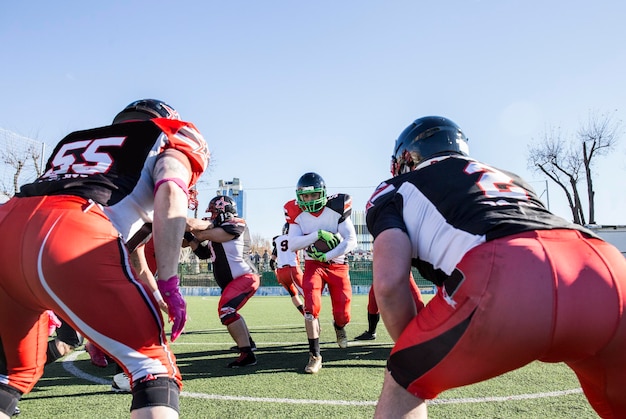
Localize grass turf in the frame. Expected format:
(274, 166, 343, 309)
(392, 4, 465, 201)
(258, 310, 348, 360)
(18, 294, 596, 418)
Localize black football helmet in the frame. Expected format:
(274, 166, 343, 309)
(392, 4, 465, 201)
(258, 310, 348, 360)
(206, 195, 238, 221)
(296, 172, 327, 213)
(391, 116, 469, 176)
(282, 223, 289, 235)
(112, 99, 181, 124)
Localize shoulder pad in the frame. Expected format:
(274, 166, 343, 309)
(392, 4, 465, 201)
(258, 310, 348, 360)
(152, 119, 210, 186)
(284, 199, 303, 223)
(326, 193, 352, 219)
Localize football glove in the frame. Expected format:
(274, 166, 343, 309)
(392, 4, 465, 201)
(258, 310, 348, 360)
(157, 275, 187, 342)
(306, 246, 327, 263)
(318, 229, 340, 250)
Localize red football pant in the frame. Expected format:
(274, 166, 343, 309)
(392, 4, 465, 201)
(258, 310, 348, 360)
(302, 260, 351, 327)
(276, 265, 304, 297)
(391, 230, 626, 418)
(0, 196, 181, 394)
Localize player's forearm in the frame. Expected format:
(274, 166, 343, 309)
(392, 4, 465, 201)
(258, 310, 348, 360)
(129, 245, 154, 286)
(187, 217, 213, 233)
(376, 284, 416, 341)
(326, 232, 357, 261)
(153, 182, 187, 279)
(191, 225, 234, 243)
(152, 151, 191, 280)
(288, 231, 318, 251)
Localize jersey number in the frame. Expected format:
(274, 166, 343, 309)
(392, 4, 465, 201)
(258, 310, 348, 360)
(42, 137, 126, 178)
(464, 161, 529, 202)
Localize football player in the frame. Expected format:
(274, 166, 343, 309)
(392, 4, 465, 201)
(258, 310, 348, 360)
(186, 195, 260, 368)
(0, 99, 209, 419)
(270, 223, 305, 315)
(283, 172, 357, 374)
(367, 115, 626, 418)
(355, 273, 424, 341)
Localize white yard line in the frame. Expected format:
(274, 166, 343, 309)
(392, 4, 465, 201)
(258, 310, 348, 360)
(62, 350, 583, 406)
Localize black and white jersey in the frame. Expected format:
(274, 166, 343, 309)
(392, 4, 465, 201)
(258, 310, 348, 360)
(366, 155, 594, 285)
(18, 118, 209, 249)
(208, 218, 257, 289)
(272, 233, 299, 267)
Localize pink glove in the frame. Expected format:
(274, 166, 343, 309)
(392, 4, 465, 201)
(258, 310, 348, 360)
(46, 310, 62, 336)
(157, 275, 187, 342)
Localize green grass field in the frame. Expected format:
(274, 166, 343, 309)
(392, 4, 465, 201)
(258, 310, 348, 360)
(19, 294, 597, 418)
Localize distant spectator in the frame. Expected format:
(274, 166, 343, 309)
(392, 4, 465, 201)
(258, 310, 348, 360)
(262, 249, 269, 270)
(253, 251, 261, 269)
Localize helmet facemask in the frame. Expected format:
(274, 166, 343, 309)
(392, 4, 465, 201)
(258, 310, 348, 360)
(390, 150, 419, 177)
(295, 172, 328, 213)
(296, 186, 327, 213)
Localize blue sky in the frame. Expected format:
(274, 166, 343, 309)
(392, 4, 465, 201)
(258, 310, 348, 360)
(1, 1, 625, 239)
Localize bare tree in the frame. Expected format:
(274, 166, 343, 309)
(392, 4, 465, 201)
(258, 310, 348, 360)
(579, 110, 621, 224)
(0, 144, 43, 199)
(250, 233, 271, 255)
(528, 126, 586, 224)
(527, 110, 622, 225)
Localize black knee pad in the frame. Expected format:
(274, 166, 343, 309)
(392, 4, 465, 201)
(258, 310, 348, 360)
(0, 384, 21, 417)
(130, 376, 180, 413)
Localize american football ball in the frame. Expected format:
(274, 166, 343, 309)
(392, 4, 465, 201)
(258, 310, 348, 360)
(309, 238, 332, 253)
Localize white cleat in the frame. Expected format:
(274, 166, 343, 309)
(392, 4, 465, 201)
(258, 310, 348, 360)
(111, 372, 131, 393)
(335, 327, 348, 349)
(304, 353, 322, 374)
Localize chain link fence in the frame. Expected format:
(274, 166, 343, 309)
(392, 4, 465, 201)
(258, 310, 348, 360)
(177, 260, 432, 289)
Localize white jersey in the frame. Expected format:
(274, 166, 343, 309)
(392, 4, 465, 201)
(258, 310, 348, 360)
(272, 234, 299, 267)
(283, 193, 357, 263)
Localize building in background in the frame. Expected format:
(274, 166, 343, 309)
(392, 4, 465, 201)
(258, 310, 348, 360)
(586, 225, 626, 257)
(217, 178, 245, 219)
(351, 209, 373, 253)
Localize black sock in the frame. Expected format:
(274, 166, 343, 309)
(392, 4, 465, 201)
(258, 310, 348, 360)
(308, 338, 320, 356)
(368, 313, 380, 333)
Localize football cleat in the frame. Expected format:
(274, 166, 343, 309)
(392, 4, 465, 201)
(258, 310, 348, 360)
(304, 353, 322, 374)
(335, 326, 348, 349)
(111, 372, 131, 393)
(227, 352, 257, 368)
(85, 341, 108, 368)
(354, 330, 377, 341)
